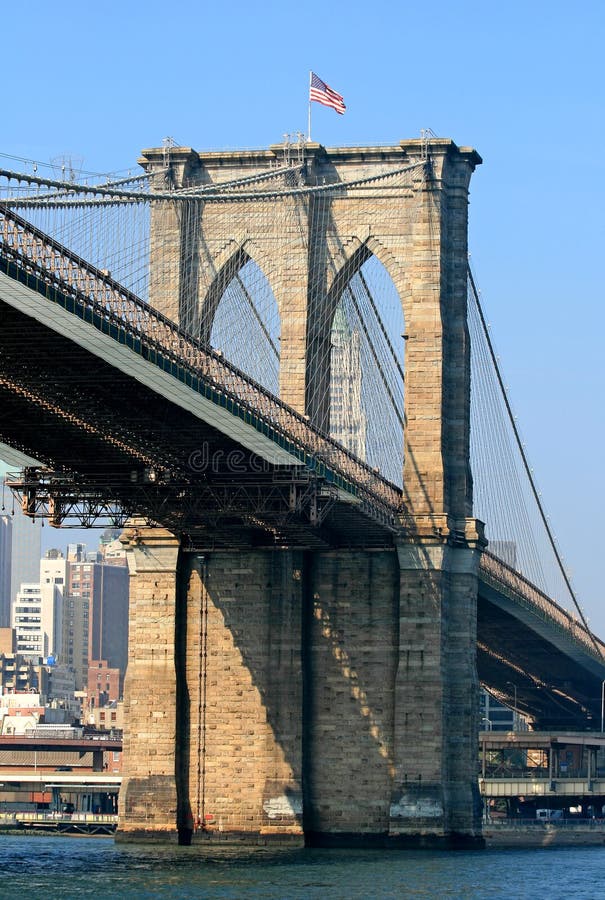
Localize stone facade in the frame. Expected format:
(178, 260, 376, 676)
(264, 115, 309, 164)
(118, 524, 181, 838)
(303, 549, 399, 841)
(118, 139, 485, 846)
(119, 533, 483, 846)
(182, 551, 304, 840)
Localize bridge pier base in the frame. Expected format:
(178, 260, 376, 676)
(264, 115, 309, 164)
(390, 528, 484, 847)
(117, 527, 483, 847)
(181, 549, 305, 843)
(302, 549, 399, 845)
(117, 524, 182, 841)
(118, 535, 306, 844)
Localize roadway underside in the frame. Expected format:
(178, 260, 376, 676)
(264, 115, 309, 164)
(0, 298, 395, 550)
(2, 297, 603, 729)
(477, 594, 603, 730)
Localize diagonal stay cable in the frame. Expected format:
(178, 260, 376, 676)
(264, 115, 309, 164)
(357, 269, 405, 386)
(234, 273, 280, 361)
(344, 284, 404, 430)
(468, 263, 603, 661)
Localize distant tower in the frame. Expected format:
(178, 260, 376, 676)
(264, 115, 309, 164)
(39, 552, 66, 659)
(329, 306, 367, 459)
(0, 516, 11, 628)
(11, 553, 65, 662)
(12, 584, 43, 658)
(0, 460, 41, 626)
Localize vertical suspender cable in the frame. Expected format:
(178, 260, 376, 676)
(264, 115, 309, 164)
(468, 264, 603, 660)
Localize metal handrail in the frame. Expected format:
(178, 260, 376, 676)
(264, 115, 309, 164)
(480, 551, 605, 661)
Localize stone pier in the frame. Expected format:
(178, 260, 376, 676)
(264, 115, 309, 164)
(118, 528, 483, 846)
(116, 138, 485, 846)
(118, 524, 181, 839)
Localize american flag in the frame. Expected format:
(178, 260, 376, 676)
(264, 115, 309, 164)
(309, 72, 346, 115)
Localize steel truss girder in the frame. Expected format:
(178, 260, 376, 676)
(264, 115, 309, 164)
(5, 467, 340, 536)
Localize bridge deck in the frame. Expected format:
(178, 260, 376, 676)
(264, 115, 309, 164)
(2, 201, 605, 727)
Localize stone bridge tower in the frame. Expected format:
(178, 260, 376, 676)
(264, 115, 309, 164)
(119, 138, 486, 847)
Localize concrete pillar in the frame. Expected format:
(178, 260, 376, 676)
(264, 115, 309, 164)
(117, 523, 182, 840)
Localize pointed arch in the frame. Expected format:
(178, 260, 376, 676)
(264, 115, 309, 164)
(201, 248, 281, 394)
(199, 245, 251, 346)
(326, 237, 412, 325)
(315, 247, 406, 486)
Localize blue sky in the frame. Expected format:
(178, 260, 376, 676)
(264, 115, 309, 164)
(3, 1, 604, 627)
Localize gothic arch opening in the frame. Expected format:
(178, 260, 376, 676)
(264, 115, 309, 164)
(206, 256, 280, 396)
(328, 255, 405, 487)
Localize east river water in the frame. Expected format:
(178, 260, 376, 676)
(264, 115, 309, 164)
(1, 835, 604, 899)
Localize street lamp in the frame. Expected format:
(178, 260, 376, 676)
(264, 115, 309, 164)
(506, 681, 518, 732)
(481, 716, 492, 731)
(601, 680, 605, 733)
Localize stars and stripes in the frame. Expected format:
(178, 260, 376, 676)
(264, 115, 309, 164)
(309, 72, 346, 115)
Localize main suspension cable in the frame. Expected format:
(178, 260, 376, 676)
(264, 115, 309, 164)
(468, 263, 602, 659)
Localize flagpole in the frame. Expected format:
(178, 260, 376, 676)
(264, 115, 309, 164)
(308, 70, 312, 142)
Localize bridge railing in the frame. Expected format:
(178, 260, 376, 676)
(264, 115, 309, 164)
(480, 551, 605, 662)
(0, 202, 402, 518)
(481, 817, 605, 829)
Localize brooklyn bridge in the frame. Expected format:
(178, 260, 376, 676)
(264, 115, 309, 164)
(0, 136, 603, 846)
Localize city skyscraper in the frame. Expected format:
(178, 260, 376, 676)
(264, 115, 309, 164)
(329, 305, 367, 460)
(39, 552, 66, 660)
(61, 543, 129, 692)
(11, 553, 66, 662)
(0, 516, 11, 628)
(0, 460, 41, 627)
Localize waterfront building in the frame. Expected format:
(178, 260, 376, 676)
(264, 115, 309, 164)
(40, 552, 66, 659)
(12, 584, 44, 659)
(11, 552, 65, 663)
(100, 534, 127, 566)
(0, 648, 43, 695)
(61, 553, 89, 691)
(0, 692, 45, 734)
(62, 550, 129, 693)
(47, 663, 76, 701)
(0, 627, 15, 656)
(88, 698, 124, 740)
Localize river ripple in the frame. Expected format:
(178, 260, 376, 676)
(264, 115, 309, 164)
(0, 835, 604, 899)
